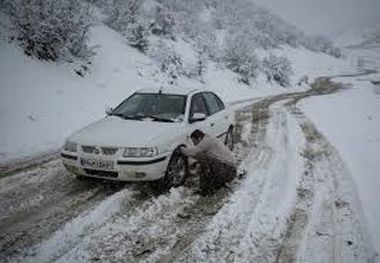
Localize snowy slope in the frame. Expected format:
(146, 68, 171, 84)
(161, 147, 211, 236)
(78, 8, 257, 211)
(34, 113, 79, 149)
(0, 24, 149, 162)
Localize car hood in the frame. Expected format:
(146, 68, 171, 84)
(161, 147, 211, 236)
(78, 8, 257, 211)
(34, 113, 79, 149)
(69, 116, 181, 147)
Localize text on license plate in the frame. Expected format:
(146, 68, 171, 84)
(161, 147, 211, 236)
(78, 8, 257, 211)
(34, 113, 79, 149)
(80, 158, 114, 170)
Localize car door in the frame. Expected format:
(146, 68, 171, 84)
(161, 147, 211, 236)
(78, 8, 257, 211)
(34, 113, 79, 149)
(188, 93, 213, 136)
(213, 93, 231, 134)
(203, 92, 228, 139)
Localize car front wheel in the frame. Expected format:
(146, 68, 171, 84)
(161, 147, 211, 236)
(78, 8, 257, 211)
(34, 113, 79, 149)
(155, 149, 188, 192)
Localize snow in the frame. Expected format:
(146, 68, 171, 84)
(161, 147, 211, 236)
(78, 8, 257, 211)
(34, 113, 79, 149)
(21, 188, 136, 262)
(21, 187, 198, 262)
(299, 73, 380, 258)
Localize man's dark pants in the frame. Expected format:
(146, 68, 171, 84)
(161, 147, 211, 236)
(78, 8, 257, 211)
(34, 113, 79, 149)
(197, 155, 236, 195)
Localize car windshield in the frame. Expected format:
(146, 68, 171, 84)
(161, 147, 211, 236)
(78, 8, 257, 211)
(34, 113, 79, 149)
(111, 93, 187, 122)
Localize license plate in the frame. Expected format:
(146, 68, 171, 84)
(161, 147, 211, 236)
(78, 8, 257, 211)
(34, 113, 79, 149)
(80, 158, 114, 170)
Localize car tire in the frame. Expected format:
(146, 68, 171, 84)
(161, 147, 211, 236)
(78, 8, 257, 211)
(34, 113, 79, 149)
(155, 148, 188, 192)
(224, 126, 234, 151)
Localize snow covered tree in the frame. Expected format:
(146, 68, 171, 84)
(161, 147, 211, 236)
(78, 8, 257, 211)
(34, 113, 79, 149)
(262, 54, 293, 87)
(0, 0, 13, 14)
(8, 0, 92, 61)
(150, 5, 175, 39)
(148, 40, 183, 80)
(125, 21, 149, 52)
(194, 50, 207, 77)
(223, 30, 260, 85)
(105, 0, 142, 32)
(303, 34, 341, 57)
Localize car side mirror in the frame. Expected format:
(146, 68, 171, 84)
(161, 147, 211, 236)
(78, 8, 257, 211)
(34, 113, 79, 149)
(105, 106, 113, 115)
(190, 112, 207, 123)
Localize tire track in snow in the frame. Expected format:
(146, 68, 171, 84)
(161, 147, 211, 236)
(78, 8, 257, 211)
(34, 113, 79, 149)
(275, 77, 375, 263)
(8, 186, 144, 263)
(56, 187, 198, 263)
(0, 160, 127, 260)
(224, 104, 304, 263)
(275, 107, 321, 263)
(277, 110, 374, 262)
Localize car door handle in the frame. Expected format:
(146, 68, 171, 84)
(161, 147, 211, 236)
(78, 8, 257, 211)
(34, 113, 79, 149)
(210, 123, 214, 127)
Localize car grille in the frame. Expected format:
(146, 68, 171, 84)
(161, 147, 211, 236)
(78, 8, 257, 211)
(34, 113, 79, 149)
(82, 145, 98, 154)
(101, 147, 118, 155)
(84, 169, 118, 178)
(81, 146, 118, 156)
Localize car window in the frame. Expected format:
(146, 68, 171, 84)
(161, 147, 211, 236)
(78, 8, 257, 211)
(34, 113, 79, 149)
(204, 92, 223, 115)
(114, 93, 144, 114)
(190, 94, 208, 117)
(214, 94, 225, 110)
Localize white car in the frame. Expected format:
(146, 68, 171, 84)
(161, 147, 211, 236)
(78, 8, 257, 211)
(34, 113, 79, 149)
(61, 87, 235, 188)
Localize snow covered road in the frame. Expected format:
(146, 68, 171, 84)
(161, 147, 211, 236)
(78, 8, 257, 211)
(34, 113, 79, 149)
(0, 72, 377, 262)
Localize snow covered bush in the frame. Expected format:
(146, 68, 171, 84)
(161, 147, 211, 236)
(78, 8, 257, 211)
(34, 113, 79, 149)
(193, 51, 207, 77)
(105, 0, 142, 32)
(8, 0, 92, 61)
(223, 32, 260, 85)
(0, 0, 12, 14)
(149, 5, 175, 39)
(148, 40, 183, 80)
(125, 21, 149, 53)
(158, 0, 203, 37)
(304, 34, 341, 58)
(104, 0, 150, 52)
(262, 54, 293, 87)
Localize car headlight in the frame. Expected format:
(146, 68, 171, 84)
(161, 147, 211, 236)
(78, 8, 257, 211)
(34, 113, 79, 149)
(64, 141, 77, 152)
(123, 147, 158, 157)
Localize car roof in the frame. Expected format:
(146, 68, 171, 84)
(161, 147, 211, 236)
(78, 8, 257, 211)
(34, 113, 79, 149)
(137, 86, 212, 96)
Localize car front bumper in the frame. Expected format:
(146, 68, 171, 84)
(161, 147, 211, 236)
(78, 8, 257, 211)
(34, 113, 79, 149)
(61, 152, 170, 181)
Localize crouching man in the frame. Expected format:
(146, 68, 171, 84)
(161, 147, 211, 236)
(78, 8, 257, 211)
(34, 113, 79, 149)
(180, 129, 236, 195)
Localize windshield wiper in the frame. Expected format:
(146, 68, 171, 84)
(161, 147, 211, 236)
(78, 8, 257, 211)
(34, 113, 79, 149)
(150, 116, 175, 123)
(136, 113, 175, 123)
(110, 113, 143, 120)
(112, 113, 174, 122)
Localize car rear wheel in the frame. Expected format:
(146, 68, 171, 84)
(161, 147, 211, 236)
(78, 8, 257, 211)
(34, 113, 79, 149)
(225, 126, 234, 151)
